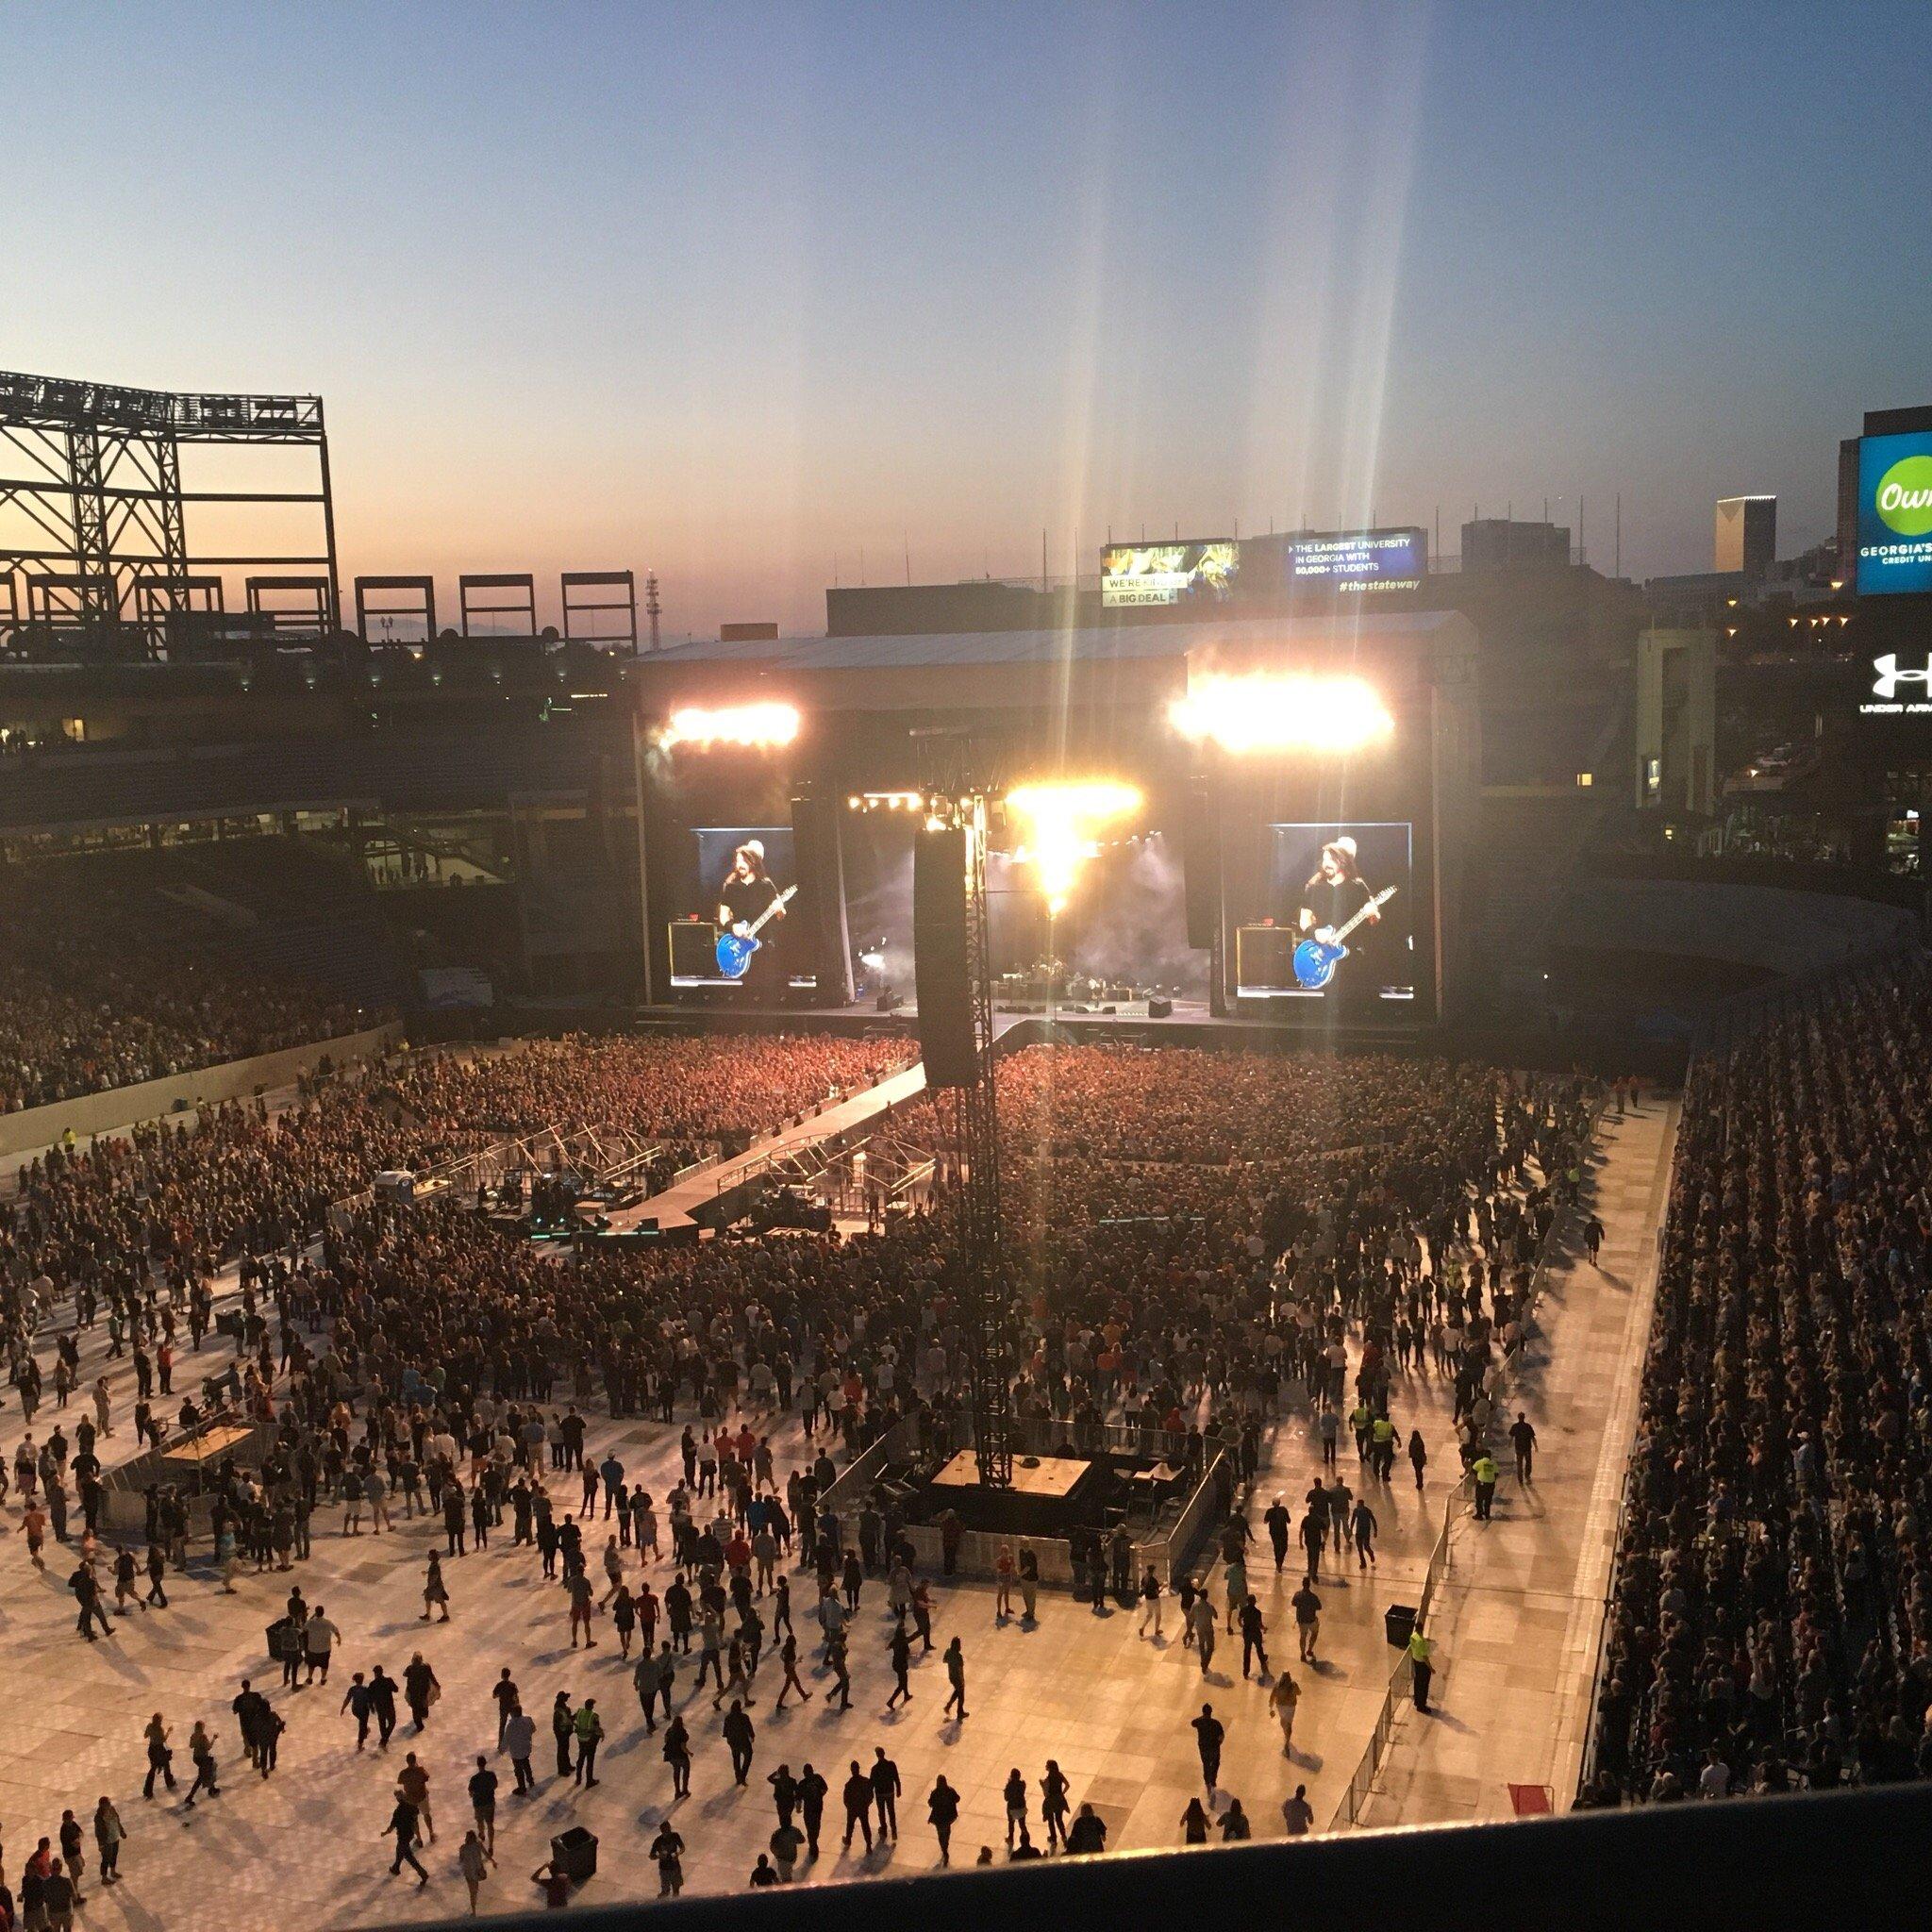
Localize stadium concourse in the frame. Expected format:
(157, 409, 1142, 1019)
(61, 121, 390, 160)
(0, 1030, 1609, 1925)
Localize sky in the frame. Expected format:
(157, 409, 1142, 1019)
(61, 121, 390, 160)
(8, 1, 1930, 640)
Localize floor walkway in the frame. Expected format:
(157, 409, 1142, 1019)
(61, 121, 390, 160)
(1357, 1094, 1678, 1825)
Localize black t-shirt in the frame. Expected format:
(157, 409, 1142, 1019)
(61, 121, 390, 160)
(1301, 874, 1373, 935)
(722, 872, 781, 930)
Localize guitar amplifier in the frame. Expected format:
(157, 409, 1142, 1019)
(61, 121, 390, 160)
(1236, 924, 1295, 991)
(667, 919, 720, 981)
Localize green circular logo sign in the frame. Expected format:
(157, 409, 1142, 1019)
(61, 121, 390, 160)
(1875, 453, 1932, 537)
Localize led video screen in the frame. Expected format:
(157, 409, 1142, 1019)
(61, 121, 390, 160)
(1234, 822, 1415, 1004)
(1101, 539, 1239, 608)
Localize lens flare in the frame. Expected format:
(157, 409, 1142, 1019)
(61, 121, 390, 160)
(1169, 674, 1393, 755)
(660, 702, 800, 750)
(1005, 780, 1142, 915)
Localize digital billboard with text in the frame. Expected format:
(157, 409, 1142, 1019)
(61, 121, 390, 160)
(1100, 540, 1239, 608)
(1285, 526, 1427, 591)
(1857, 431, 1932, 596)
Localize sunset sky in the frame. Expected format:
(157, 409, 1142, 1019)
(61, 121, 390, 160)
(11, 2, 1929, 639)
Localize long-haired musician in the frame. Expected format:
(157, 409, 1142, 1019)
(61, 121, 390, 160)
(718, 840, 785, 991)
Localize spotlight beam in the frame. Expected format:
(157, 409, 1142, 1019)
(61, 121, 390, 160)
(659, 702, 800, 751)
(1005, 780, 1142, 915)
(1169, 674, 1393, 755)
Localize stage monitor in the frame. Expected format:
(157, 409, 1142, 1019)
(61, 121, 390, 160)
(1101, 539, 1239, 608)
(1284, 526, 1426, 593)
(1857, 430, 1932, 595)
(671, 825, 797, 989)
(1234, 822, 1415, 1006)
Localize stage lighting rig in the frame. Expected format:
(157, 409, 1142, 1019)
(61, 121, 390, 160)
(1005, 779, 1142, 915)
(658, 701, 800, 751)
(1169, 673, 1392, 756)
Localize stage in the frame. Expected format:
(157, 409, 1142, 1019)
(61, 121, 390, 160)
(925, 1448, 1105, 1539)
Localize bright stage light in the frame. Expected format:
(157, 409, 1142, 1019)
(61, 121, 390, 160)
(660, 702, 800, 751)
(1169, 674, 1393, 755)
(1005, 780, 1142, 915)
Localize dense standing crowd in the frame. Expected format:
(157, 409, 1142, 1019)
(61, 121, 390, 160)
(0, 1033, 1596, 1911)
(1586, 949, 1932, 1803)
(0, 860, 377, 1114)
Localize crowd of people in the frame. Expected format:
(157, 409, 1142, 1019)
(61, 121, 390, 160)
(0, 1030, 1597, 1909)
(1585, 948, 1932, 1803)
(0, 857, 378, 1115)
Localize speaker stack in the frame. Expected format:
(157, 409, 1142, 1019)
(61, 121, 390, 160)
(913, 824, 977, 1087)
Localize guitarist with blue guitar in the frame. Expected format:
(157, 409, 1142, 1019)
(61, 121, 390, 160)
(716, 840, 793, 991)
(1294, 836, 1396, 993)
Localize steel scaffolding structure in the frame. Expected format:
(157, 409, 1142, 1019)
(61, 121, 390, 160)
(0, 368, 339, 653)
(927, 778, 1015, 1488)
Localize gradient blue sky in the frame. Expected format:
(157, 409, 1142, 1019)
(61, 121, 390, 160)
(10, 1, 1929, 637)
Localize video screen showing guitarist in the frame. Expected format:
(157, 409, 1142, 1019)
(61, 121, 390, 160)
(1276, 825, 1409, 999)
(718, 840, 786, 994)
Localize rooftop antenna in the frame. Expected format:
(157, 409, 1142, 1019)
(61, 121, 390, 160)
(644, 571, 661, 652)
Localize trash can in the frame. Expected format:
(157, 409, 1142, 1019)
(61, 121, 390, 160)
(1384, 1603, 1418, 1650)
(552, 1826, 598, 1884)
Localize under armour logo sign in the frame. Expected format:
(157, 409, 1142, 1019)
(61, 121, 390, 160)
(1872, 654, 1932, 699)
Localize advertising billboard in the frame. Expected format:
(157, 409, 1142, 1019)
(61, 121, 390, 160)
(1857, 430, 1932, 596)
(1100, 539, 1239, 608)
(1284, 527, 1427, 591)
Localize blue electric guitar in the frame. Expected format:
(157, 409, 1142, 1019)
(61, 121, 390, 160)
(1292, 885, 1397, 991)
(716, 884, 797, 980)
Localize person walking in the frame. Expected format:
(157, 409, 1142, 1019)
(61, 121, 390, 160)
(142, 1714, 176, 1797)
(1583, 1215, 1605, 1266)
(1473, 1450, 1499, 1521)
(184, 1721, 221, 1807)
(1282, 1784, 1314, 1835)
(649, 1822, 685, 1897)
(404, 1653, 441, 1731)
(385, 1792, 429, 1886)
(1041, 1760, 1071, 1849)
(841, 1760, 874, 1853)
(885, 1621, 913, 1709)
(1187, 1590, 1217, 1674)
(469, 1756, 499, 1852)
(871, 1748, 900, 1840)
(1509, 1413, 1538, 1484)
(774, 1629, 813, 1709)
(1238, 1594, 1270, 1679)
(504, 1705, 537, 1796)
(1352, 1496, 1379, 1570)
(663, 1712, 692, 1799)
(459, 1830, 491, 1915)
(724, 1700, 757, 1786)
(1181, 1795, 1211, 1843)
(398, 1753, 437, 1843)
(422, 1555, 451, 1624)
(1191, 1703, 1224, 1790)
(927, 1774, 960, 1867)
(941, 1636, 967, 1719)
(1291, 1580, 1323, 1662)
(1408, 1429, 1428, 1492)
(1270, 1668, 1301, 1756)
(1138, 1564, 1164, 1639)
(1264, 1496, 1291, 1573)
(797, 1762, 827, 1858)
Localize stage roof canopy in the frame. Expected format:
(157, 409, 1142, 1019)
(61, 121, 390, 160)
(648, 610, 1468, 675)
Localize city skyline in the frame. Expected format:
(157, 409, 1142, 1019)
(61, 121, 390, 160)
(9, 0, 1929, 639)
